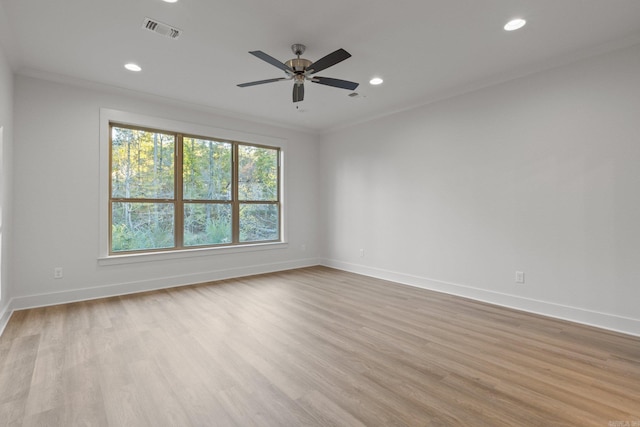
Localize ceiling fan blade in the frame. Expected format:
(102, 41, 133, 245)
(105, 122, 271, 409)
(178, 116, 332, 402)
(293, 83, 304, 103)
(249, 51, 293, 73)
(311, 77, 359, 91)
(307, 48, 351, 74)
(237, 77, 288, 87)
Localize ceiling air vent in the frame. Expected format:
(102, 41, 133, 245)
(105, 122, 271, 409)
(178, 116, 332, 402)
(142, 17, 181, 39)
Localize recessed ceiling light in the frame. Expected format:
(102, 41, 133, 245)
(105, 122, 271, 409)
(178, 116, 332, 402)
(504, 18, 526, 31)
(124, 63, 142, 72)
(162, 0, 178, 3)
(369, 77, 383, 85)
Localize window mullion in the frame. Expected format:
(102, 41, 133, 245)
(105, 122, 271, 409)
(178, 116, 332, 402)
(175, 133, 184, 248)
(232, 143, 240, 243)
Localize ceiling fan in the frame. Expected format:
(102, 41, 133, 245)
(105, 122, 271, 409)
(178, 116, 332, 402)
(237, 44, 359, 103)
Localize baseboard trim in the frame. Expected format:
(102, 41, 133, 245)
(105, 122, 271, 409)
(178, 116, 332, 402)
(3, 258, 320, 329)
(321, 259, 640, 338)
(0, 300, 13, 337)
(4, 258, 638, 339)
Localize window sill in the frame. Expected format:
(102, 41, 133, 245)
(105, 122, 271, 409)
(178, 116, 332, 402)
(98, 242, 288, 266)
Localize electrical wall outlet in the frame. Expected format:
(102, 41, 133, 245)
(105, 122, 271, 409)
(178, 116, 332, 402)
(359, 249, 364, 257)
(515, 271, 525, 284)
(54, 267, 63, 279)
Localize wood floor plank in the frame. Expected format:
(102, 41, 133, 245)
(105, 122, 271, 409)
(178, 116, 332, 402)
(0, 334, 40, 405)
(1, 266, 639, 426)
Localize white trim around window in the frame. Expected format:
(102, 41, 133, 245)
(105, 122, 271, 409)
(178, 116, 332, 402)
(98, 108, 288, 265)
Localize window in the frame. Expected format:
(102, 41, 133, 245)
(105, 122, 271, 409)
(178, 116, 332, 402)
(109, 123, 280, 254)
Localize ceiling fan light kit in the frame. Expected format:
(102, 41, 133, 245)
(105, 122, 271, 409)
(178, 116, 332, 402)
(238, 44, 360, 103)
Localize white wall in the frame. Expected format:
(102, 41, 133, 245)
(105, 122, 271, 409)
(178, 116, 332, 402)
(11, 75, 320, 308)
(5, 41, 640, 338)
(320, 43, 640, 336)
(0, 27, 13, 332)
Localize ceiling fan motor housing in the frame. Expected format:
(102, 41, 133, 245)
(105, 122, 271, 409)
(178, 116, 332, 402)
(285, 58, 312, 73)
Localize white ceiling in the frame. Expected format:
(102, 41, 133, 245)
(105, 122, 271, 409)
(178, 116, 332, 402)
(1, 0, 640, 133)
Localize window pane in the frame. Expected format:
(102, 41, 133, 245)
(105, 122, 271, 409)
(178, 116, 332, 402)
(239, 204, 279, 242)
(184, 203, 232, 246)
(183, 137, 232, 200)
(111, 127, 174, 199)
(111, 202, 175, 252)
(238, 145, 278, 201)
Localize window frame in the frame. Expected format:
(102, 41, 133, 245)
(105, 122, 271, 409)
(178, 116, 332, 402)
(99, 109, 287, 264)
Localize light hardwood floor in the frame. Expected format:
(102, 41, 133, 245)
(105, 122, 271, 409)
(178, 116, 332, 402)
(1, 266, 639, 426)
